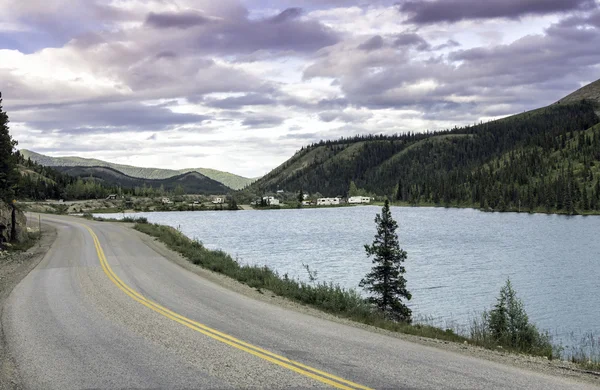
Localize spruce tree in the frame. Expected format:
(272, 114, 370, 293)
(360, 199, 412, 322)
(0, 94, 19, 203)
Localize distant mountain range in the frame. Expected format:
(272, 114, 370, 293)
(20, 150, 255, 190)
(53, 166, 230, 195)
(247, 78, 600, 214)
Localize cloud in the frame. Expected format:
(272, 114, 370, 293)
(145, 11, 212, 29)
(357, 35, 384, 51)
(242, 114, 286, 128)
(204, 94, 276, 109)
(269, 8, 303, 23)
(318, 110, 373, 123)
(393, 32, 430, 50)
(13, 102, 211, 134)
(399, 0, 598, 24)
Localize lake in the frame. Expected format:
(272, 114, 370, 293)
(99, 206, 600, 353)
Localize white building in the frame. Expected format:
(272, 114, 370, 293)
(161, 197, 172, 204)
(316, 197, 340, 206)
(263, 196, 280, 206)
(348, 196, 372, 204)
(212, 197, 224, 204)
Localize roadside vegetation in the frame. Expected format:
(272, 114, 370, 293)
(470, 279, 555, 358)
(133, 219, 467, 344)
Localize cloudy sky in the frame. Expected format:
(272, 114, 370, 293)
(1, 0, 599, 177)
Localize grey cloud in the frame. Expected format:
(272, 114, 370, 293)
(204, 94, 276, 109)
(317, 98, 349, 109)
(318, 112, 339, 122)
(279, 132, 322, 140)
(358, 35, 384, 51)
(145, 11, 211, 29)
(269, 8, 303, 23)
(399, 0, 598, 24)
(139, 7, 339, 55)
(302, 12, 600, 124)
(242, 115, 286, 128)
(433, 39, 461, 50)
(318, 110, 372, 123)
(14, 102, 210, 134)
(393, 33, 430, 50)
(156, 51, 177, 59)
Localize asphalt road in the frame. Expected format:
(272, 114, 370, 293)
(2, 215, 597, 389)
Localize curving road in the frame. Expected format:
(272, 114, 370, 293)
(2, 215, 597, 389)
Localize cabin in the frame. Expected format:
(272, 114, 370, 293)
(348, 196, 371, 204)
(212, 197, 224, 204)
(316, 197, 340, 206)
(263, 196, 280, 206)
(106, 194, 118, 200)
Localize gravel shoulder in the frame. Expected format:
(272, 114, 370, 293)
(0, 224, 57, 390)
(129, 223, 600, 387)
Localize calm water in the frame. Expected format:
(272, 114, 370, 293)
(100, 207, 600, 349)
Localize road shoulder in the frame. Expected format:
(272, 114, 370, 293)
(0, 224, 57, 390)
(127, 223, 600, 387)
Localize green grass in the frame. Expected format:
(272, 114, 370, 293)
(133, 222, 467, 344)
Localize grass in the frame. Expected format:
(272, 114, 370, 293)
(133, 222, 467, 344)
(82, 212, 148, 224)
(4, 231, 41, 252)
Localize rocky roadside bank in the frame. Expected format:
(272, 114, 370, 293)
(0, 224, 56, 390)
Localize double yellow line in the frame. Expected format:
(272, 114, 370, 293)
(83, 223, 372, 390)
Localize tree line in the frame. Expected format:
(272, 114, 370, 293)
(249, 101, 600, 214)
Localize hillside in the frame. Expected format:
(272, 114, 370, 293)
(53, 166, 230, 195)
(19, 150, 254, 190)
(557, 79, 600, 106)
(246, 79, 600, 214)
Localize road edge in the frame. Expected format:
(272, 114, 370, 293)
(0, 223, 57, 390)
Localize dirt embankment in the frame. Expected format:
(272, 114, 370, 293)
(0, 224, 57, 390)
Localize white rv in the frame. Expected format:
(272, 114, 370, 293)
(348, 196, 371, 204)
(316, 197, 340, 206)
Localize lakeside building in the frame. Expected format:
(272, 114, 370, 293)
(212, 197, 224, 204)
(263, 196, 280, 206)
(348, 196, 372, 204)
(316, 197, 341, 206)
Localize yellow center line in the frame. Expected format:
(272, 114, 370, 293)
(80, 222, 372, 390)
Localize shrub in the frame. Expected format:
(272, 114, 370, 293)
(471, 279, 553, 358)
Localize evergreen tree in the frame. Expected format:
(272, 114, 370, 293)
(360, 200, 412, 322)
(348, 181, 359, 197)
(0, 94, 19, 203)
(297, 189, 304, 203)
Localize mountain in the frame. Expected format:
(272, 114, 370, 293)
(247, 79, 600, 214)
(557, 79, 600, 106)
(19, 150, 254, 190)
(53, 166, 230, 195)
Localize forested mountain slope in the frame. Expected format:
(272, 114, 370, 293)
(247, 88, 600, 214)
(53, 166, 230, 195)
(20, 150, 254, 190)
